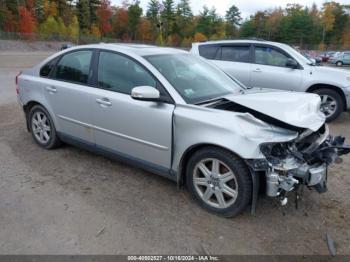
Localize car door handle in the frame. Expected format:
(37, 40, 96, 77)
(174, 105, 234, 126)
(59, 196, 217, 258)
(96, 98, 112, 106)
(45, 86, 57, 93)
(253, 68, 262, 73)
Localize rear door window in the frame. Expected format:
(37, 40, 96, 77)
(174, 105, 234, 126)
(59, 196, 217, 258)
(198, 45, 220, 60)
(40, 57, 59, 77)
(220, 45, 250, 63)
(54, 50, 93, 84)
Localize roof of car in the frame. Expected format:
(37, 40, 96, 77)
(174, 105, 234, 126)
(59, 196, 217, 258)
(69, 43, 187, 56)
(193, 39, 289, 48)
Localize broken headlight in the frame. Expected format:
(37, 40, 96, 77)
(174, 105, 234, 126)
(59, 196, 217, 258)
(260, 142, 304, 171)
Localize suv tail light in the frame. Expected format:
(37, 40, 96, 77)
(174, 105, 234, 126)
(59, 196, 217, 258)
(15, 71, 22, 94)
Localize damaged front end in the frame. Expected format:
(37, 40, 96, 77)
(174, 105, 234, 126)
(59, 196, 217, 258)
(257, 124, 350, 201)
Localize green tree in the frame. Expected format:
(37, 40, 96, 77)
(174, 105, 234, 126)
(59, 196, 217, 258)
(161, 0, 175, 38)
(77, 0, 90, 33)
(239, 19, 256, 37)
(175, 0, 193, 38)
(146, 0, 161, 39)
(225, 5, 241, 37)
(128, 1, 142, 40)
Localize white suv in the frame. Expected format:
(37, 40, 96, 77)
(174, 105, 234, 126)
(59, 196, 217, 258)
(191, 40, 350, 122)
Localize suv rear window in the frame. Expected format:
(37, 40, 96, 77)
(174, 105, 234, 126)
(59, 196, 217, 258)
(221, 46, 250, 63)
(198, 45, 220, 60)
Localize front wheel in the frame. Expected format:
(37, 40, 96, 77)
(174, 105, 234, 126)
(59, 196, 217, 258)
(313, 88, 343, 122)
(186, 147, 252, 217)
(336, 61, 343, 67)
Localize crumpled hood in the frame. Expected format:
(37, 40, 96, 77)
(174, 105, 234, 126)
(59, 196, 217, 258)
(225, 88, 325, 131)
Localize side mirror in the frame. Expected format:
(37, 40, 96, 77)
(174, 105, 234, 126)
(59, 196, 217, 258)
(285, 58, 298, 69)
(131, 86, 160, 101)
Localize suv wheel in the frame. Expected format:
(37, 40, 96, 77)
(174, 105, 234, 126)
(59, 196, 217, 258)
(336, 61, 343, 67)
(186, 147, 252, 217)
(29, 105, 61, 149)
(314, 88, 343, 122)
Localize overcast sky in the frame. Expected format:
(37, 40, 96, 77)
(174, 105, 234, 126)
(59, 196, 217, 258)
(112, 0, 350, 18)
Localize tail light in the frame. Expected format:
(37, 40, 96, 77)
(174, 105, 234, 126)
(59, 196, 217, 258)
(15, 71, 22, 94)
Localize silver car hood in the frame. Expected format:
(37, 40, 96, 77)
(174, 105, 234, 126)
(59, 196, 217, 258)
(225, 89, 325, 131)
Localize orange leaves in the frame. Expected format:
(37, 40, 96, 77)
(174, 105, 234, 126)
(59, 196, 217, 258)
(97, 0, 113, 36)
(18, 6, 37, 34)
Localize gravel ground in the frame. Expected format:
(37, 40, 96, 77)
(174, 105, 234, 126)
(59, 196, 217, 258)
(0, 51, 350, 255)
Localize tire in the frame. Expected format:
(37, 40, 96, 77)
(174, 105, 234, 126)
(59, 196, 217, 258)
(29, 105, 61, 149)
(313, 88, 343, 122)
(186, 147, 252, 217)
(336, 61, 343, 67)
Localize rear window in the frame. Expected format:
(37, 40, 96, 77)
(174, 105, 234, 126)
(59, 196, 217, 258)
(198, 45, 220, 60)
(221, 46, 250, 63)
(40, 57, 58, 77)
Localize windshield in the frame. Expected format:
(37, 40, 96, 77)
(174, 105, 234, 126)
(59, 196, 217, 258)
(284, 44, 314, 65)
(144, 53, 243, 104)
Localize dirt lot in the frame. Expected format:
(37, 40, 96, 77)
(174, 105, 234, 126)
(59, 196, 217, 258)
(0, 51, 350, 255)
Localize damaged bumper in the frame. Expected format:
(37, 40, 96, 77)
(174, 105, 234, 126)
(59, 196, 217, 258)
(248, 125, 350, 199)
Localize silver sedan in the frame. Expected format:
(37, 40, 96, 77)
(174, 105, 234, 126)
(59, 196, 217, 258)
(17, 44, 349, 217)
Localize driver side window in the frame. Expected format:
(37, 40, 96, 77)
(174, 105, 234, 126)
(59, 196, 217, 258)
(254, 46, 290, 67)
(97, 51, 157, 94)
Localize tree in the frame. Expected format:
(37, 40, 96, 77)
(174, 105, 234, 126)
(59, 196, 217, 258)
(146, 0, 160, 39)
(176, 0, 193, 38)
(342, 18, 350, 49)
(33, 0, 45, 23)
(97, 0, 113, 36)
(239, 19, 256, 37)
(113, 7, 129, 39)
(88, 0, 101, 28)
(67, 15, 79, 42)
(193, 32, 207, 42)
(39, 16, 59, 36)
(321, 2, 336, 44)
(18, 6, 37, 34)
(161, 0, 175, 38)
(137, 18, 153, 41)
(91, 24, 101, 38)
(77, 0, 90, 33)
(225, 5, 241, 37)
(128, 1, 142, 40)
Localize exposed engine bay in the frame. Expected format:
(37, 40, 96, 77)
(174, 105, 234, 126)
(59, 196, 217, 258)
(207, 97, 350, 206)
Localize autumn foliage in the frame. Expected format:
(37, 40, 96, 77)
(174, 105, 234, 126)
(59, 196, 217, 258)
(18, 6, 36, 34)
(0, 0, 349, 49)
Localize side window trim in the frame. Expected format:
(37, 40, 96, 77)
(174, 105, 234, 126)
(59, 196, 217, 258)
(93, 49, 174, 104)
(252, 44, 302, 69)
(50, 48, 95, 86)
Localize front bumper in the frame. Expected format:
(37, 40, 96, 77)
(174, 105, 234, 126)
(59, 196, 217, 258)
(341, 86, 350, 110)
(265, 162, 328, 197)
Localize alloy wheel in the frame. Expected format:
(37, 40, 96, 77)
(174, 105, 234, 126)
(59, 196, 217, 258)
(193, 158, 238, 209)
(31, 111, 51, 144)
(320, 94, 337, 117)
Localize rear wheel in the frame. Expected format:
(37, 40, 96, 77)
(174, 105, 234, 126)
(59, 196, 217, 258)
(186, 147, 252, 217)
(313, 88, 343, 122)
(29, 105, 61, 149)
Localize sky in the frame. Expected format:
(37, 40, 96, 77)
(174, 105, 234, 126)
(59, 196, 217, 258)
(112, 0, 350, 19)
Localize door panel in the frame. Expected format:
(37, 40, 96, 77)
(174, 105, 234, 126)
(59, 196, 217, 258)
(91, 90, 174, 168)
(44, 50, 94, 143)
(251, 46, 302, 91)
(91, 51, 174, 168)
